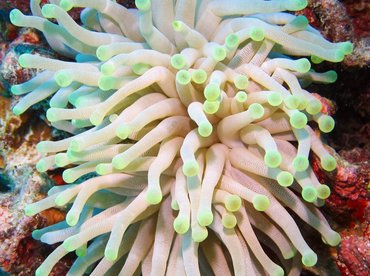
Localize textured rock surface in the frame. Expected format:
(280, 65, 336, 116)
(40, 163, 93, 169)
(300, 0, 370, 68)
(0, 95, 72, 275)
(0, 30, 50, 92)
(337, 205, 370, 276)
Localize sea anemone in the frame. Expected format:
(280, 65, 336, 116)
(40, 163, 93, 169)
(9, 0, 352, 275)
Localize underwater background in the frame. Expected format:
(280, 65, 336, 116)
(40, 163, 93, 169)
(0, 0, 368, 275)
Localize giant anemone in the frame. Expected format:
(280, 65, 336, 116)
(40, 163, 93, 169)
(9, 0, 352, 275)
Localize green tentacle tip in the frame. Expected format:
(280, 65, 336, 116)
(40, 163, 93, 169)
(191, 69, 207, 84)
(36, 159, 48, 172)
(173, 216, 189, 234)
(90, 110, 104, 126)
(172, 20, 183, 32)
(277, 171, 294, 187)
(339, 41, 353, 55)
(311, 55, 324, 64)
(135, 0, 151, 11)
(98, 76, 113, 91)
(325, 70, 338, 83)
(18, 54, 31, 68)
(225, 33, 239, 49)
(9, 9, 23, 25)
(321, 155, 337, 172)
(302, 186, 317, 202)
(192, 227, 208, 242)
(96, 46, 110, 61)
(317, 184, 331, 199)
(32, 229, 42, 240)
(35, 266, 49, 276)
(63, 237, 76, 252)
(116, 125, 131, 139)
(333, 232, 342, 246)
(62, 169, 75, 183)
(24, 205, 36, 217)
(198, 121, 213, 137)
(290, 111, 307, 129)
(264, 150, 282, 168)
(55, 71, 72, 87)
(284, 248, 298, 259)
(36, 142, 48, 153)
(292, 15, 309, 29)
(267, 92, 283, 106)
(272, 266, 285, 276)
(235, 91, 248, 103)
(203, 100, 219, 114)
(12, 105, 23, 116)
(318, 115, 335, 133)
(289, 0, 308, 11)
(146, 189, 162, 205)
(46, 108, 58, 122)
(212, 45, 226, 61)
(10, 85, 21, 95)
(334, 49, 345, 62)
(76, 246, 87, 257)
(171, 200, 179, 210)
(101, 62, 115, 75)
(296, 58, 311, 73)
(96, 164, 110, 175)
(112, 155, 129, 170)
(204, 83, 221, 101)
(55, 194, 69, 206)
(66, 211, 79, 226)
(171, 54, 187, 70)
(325, 232, 341, 246)
(306, 99, 322, 115)
(182, 160, 199, 177)
(284, 95, 300, 109)
(293, 155, 309, 172)
(301, 250, 317, 267)
(132, 63, 150, 75)
(55, 153, 69, 167)
(252, 194, 270, 211)
(197, 209, 214, 226)
(225, 195, 242, 212)
(250, 27, 265, 41)
(222, 213, 237, 229)
(69, 139, 82, 152)
(176, 70, 191, 85)
(41, 4, 57, 18)
(60, 0, 73, 11)
(234, 75, 249, 89)
(105, 248, 118, 261)
(249, 103, 264, 119)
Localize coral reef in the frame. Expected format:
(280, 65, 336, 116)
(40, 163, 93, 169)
(313, 150, 369, 223)
(337, 204, 370, 276)
(0, 94, 71, 275)
(0, 29, 56, 93)
(299, 0, 369, 68)
(0, 0, 368, 275)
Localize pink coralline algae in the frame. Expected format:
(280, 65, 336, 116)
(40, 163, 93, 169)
(312, 149, 369, 222)
(337, 205, 370, 276)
